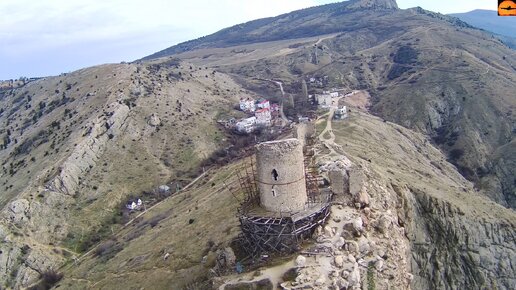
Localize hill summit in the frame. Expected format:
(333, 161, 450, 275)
(348, 0, 398, 9)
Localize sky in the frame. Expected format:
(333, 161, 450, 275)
(0, 0, 495, 80)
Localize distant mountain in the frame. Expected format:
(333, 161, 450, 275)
(449, 9, 516, 38)
(450, 9, 516, 48)
(142, 0, 407, 60)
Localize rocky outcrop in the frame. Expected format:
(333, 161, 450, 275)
(482, 142, 516, 209)
(47, 102, 130, 196)
(326, 158, 369, 207)
(284, 203, 411, 289)
(147, 113, 161, 127)
(397, 186, 516, 289)
(6, 199, 30, 225)
(0, 192, 72, 286)
(211, 247, 237, 276)
(0, 102, 130, 287)
(425, 94, 462, 131)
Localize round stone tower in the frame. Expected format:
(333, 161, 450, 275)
(255, 138, 307, 213)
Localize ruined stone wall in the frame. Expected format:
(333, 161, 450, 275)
(255, 139, 307, 212)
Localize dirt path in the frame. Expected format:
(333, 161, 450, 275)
(254, 77, 289, 125)
(219, 260, 296, 290)
(315, 34, 339, 46)
(123, 169, 209, 227)
(272, 80, 290, 125)
(61, 169, 211, 266)
(317, 96, 346, 155)
(296, 123, 308, 148)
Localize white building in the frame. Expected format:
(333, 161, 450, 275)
(256, 99, 270, 110)
(344, 91, 357, 98)
(126, 198, 143, 210)
(236, 116, 257, 133)
(330, 92, 339, 98)
(298, 116, 310, 123)
(334, 106, 348, 120)
(239, 98, 256, 113)
(255, 108, 272, 127)
(316, 94, 332, 108)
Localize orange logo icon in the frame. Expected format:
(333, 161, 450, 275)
(499, 0, 516, 16)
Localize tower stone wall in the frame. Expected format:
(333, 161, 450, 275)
(255, 138, 307, 212)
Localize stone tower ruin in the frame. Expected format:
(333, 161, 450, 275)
(255, 138, 307, 212)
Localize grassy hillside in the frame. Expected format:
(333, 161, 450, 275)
(143, 0, 413, 60)
(151, 5, 516, 208)
(57, 161, 246, 289)
(1, 0, 515, 288)
(330, 110, 515, 289)
(0, 59, 257, 288)
(54, 107, 516, 289)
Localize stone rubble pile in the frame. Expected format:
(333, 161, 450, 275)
(277, 157, 412, 290)
(279, 201, 411, 289)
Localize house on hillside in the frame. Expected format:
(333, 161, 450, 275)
(298, 116, 310, 123)
(255, 108, 272, 127)
(334, 106, 348, 120)
(316, 94, 332, 108)
(239, 98, 256, 113)
(236, 117, 257, 134)
(256, 98, 270, 110)
(126, 198, 143, 210)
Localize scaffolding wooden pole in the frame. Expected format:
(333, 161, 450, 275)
(236, 145, 332, 258)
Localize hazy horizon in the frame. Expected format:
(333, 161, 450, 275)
(1, 0, 497, 80)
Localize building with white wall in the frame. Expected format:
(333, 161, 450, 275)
(239, 98, 256, 113)
(236, 117, 257, 133)
(255, 108, 272, 127)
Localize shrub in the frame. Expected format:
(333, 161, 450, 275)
(449, 148, 464, 161)
(92, 239, 123, 262)
(147, 213, 168, 228)
(28, 270, 63, 290)
(94, 240, 116, 257)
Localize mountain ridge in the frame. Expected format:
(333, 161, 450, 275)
(0, 1, 514, 288)
(449, 9, 516, 38)
(450, 9, 516, 48)
(142, 0, 429, 60)
(151, 3, 515, 209)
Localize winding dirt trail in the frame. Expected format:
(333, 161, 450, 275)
(317, 96, 346, 155)
(254, 77, 290, 125)
(122, 169, 209, 228)
(272, 80, 290, 125)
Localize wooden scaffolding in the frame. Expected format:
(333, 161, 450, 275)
(234, 136, 332, 258)
(238, 204, 331, 256)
